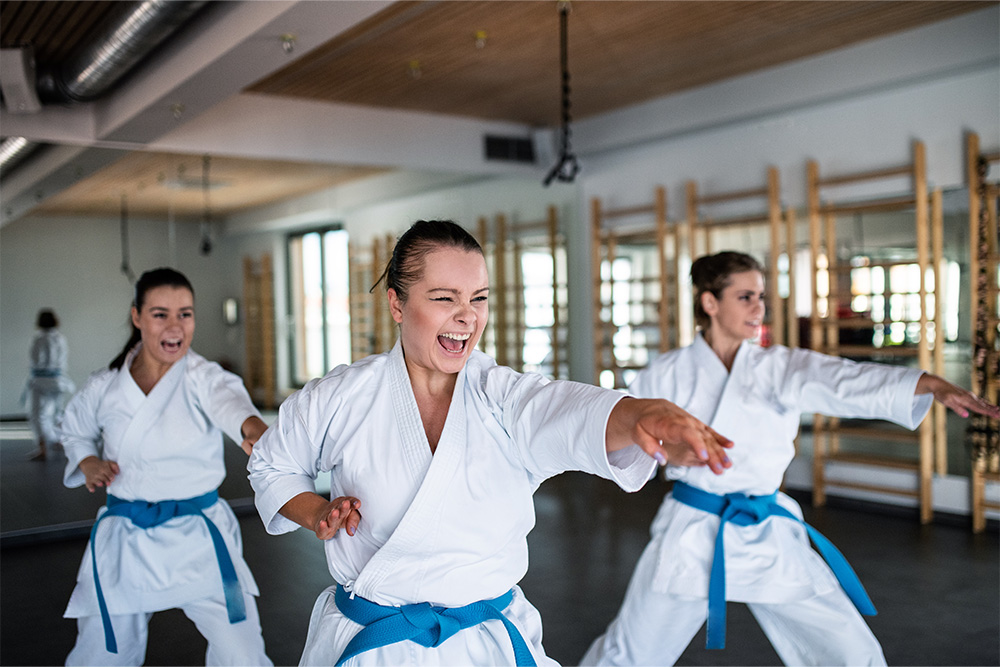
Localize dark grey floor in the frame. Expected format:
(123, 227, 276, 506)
(2, 424, 997, 666)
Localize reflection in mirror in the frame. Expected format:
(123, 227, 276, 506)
(798, 187, 974, 476)
(0, 149, 368, 541)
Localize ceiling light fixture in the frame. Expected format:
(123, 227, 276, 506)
(475, 30, 487, 49)
(281, 33, 297, 55)
(543, 1, 579, 186)
(409, 59, 422, 80)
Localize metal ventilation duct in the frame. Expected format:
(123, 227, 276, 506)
(36, 0, 207, 104)
(0, 137, 34, 175)
(0, 0, 207, 174)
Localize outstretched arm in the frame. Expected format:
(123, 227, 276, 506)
(278, 493, 362, 540)
(606, 397, 734, 475)
(917, 374, 1000, 419)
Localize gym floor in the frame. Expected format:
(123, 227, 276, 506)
(2, 422, 997, 666)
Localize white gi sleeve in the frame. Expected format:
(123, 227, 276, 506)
(248, 366, 356, 535)
(777, 347, 932, 428)
(481, 365, 654, 491)
(60, 370, 114, 488)
(189, 355, 263, 445)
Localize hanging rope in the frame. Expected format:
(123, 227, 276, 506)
(200, 154, 213, 255)
(543, 1, 579, 186)
(119, 194, 135, 283)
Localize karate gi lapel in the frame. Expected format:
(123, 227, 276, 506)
(691, 334, 742, 428)
(353, 341, 469, 601)
(115, 349, 189, 466)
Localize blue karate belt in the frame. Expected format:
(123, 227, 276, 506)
(332, 584, 537, 666)
(31, 368, 60, 377)
(89, 490, 246, 654)
(671, 480, 876, 650)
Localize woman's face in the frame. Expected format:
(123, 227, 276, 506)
(131, 285, 195, 368)
(702, 270, 765, 344)
(389, 246, 489, 377)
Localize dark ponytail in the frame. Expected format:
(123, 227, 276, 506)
(371, 220, 483, 302)
(109, 268, 194, 370)
(691, 251, 764, 330)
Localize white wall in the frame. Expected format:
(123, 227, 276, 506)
(0, 215, 238, 416)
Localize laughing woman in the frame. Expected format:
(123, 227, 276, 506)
(581, 251, 1000, 667)
(248, 219, 734, 666)
(60, 268, 272, 666)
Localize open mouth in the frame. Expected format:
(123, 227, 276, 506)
(438, 332, 471, 355)
(162, 339, 184, 354)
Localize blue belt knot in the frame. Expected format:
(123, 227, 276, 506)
(333, 584, 536, 666)
(672, 480, 876, 651)
(90, 490, 246, 654)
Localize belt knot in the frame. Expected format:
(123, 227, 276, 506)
(722, 492, 772, 524)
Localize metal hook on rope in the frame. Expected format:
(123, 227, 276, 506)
(544, 1, 579, 186)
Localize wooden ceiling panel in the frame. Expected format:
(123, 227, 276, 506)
(31, 152, 388, 219)
(248, 1, 988, 125)
(0, 1, 119, 64)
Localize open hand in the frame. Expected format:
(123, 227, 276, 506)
(79, 456, 120, 492)
(609, 398, 734, 474)
(313, 496, 362, 540)
(919, 374, 1000, 419)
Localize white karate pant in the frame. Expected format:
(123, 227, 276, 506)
(580, 537, 886, 667)
(28, 385, 61, 446)
(65, 591, 272, 666)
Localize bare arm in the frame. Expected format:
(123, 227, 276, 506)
(606, 397, 734, 475)
(278, 492, 362, 540)
(916, 373, 1000, 419)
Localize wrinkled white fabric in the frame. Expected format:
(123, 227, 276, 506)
(582, 334, 926, 666)
(61, 346, 262, 618)
(250, 341, 654, 665)
(25, 328, 75, 445)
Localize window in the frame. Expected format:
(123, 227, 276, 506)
(847, 257, 959, 346)
(288, 228, 351, 386)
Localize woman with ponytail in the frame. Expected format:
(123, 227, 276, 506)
(60, 267, 272, 666)
(248, 220, 734, 666)
(582, 251, 999, 667)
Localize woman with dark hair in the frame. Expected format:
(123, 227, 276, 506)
(24, 308, 75, 460)
(60, 267, 272, 666)
(581, 251, 1000, 666)
(248, 220, 734, 666)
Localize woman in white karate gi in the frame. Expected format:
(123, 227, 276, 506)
(25, 308, 75, 460)
(581, 251, 1000, 667)
(249, 219, 734, 667)
(61, 268, 272, 666)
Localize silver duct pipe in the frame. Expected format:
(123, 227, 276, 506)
(36, 0, 207, 104)
(0, 137, 34, 175)
(1, 0, 207, 174)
